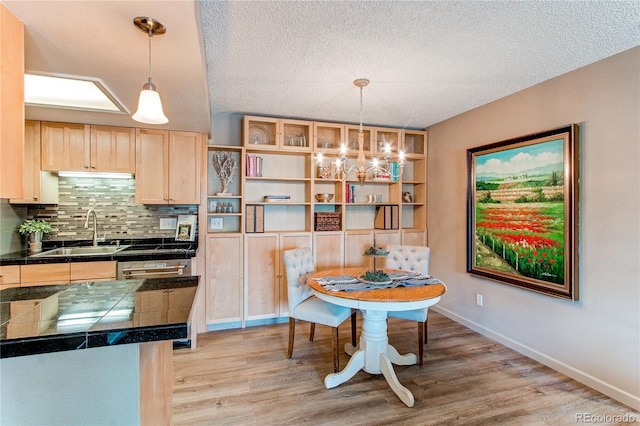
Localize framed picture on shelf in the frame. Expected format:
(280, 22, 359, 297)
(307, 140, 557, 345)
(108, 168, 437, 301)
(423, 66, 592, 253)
(208, 199, 217, 213)
(175, 215, 197, 241)
(467, 124, 579, 300)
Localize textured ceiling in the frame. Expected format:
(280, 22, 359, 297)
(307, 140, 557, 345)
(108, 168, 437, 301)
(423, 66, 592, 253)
(201, 1, 640, 129)
(3, 1, 640, 133)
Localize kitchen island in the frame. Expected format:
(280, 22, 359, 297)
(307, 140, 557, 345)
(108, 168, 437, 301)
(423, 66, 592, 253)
(0, 276, 199, 425)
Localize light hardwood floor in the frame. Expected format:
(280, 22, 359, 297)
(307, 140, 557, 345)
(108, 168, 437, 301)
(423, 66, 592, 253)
(173, 312, 638, 425)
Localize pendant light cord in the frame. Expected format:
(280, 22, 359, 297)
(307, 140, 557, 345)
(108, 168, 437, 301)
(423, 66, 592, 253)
(147, 29, 152, 83)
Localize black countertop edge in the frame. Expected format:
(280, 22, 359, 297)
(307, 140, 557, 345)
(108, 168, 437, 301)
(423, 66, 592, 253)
(0, 333, 88, 359)
(0, 325, 188, 359)
(86, 324, 187, 348)
(0, 238, 198, 265)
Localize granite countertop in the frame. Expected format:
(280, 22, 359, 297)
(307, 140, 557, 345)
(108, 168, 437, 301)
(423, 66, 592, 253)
(0, 276, 199, 358)
(0, 238, 198, 265)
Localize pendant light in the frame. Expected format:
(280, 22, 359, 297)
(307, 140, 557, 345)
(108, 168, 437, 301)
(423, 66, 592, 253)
(132, 16, 168, 124)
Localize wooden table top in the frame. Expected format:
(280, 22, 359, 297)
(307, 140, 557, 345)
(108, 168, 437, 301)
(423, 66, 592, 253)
(308, 268, 446, 303)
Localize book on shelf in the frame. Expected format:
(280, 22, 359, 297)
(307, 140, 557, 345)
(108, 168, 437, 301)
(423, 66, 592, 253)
(263, 195, 291, 203)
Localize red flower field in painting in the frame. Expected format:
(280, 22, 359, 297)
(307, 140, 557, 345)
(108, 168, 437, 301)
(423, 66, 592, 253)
(475, 204, 564, 284)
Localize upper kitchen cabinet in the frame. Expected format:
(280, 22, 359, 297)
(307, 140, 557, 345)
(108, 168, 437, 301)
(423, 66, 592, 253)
(41, 122, 135, 173)
(10, 121, 58, 204)
(90, 126, 136, 173)
(135, 129, 201, 204)
(0, 4, 25, 199)
(41, 122, 90, 171)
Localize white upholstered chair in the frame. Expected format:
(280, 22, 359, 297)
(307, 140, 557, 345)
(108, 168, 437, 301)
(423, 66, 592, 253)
(385, 244, 431, 365)
(283, 247, 357, 372)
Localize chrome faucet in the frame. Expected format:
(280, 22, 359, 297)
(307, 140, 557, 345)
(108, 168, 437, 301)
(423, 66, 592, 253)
(84, 209, 98, 246)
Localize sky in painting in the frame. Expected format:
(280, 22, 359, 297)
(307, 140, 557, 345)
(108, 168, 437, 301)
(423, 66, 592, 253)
(476, 139, 564, 178)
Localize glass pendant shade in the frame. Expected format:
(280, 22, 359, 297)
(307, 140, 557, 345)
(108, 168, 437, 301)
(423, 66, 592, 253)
(132, 81, 168, 124)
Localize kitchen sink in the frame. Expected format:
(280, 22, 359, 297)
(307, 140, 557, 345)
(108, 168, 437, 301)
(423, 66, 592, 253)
(30, 245, 132, 257)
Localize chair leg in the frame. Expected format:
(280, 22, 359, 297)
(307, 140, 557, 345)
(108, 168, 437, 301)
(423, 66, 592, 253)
(287, 317, 295, 359)
(309, 323, 316, 342)
(332, 327, 340, 373)
(424, 318, 428, 344)
(418, 321, 424, 366)
(350, 312, 357, 347)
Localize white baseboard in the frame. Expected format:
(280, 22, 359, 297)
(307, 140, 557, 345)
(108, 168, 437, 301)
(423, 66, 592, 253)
(431, 306, 640, 411)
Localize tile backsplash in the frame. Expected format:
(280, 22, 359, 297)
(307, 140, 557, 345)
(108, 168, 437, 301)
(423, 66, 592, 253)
(26, 176, 198, 241)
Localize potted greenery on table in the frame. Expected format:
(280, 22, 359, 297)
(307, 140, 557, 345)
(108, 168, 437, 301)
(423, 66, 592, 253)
(18, 219, 52, 253)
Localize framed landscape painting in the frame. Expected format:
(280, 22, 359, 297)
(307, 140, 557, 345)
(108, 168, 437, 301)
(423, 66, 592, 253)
(467, 125, 579, 300)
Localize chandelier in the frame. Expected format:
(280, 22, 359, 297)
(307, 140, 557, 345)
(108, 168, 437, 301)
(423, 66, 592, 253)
(317, 78, 404, 186)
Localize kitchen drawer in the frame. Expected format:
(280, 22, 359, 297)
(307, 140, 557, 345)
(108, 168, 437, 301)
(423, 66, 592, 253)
(20, 263, 70, 286)
(0, 265, 20, 290)
(70, 261, 116, 282)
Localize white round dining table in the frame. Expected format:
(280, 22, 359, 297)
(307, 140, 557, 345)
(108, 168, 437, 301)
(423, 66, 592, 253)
(307, 267, 446, 408)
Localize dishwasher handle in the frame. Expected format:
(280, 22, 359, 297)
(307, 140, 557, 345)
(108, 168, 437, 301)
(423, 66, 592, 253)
(122, 264, 186, 277)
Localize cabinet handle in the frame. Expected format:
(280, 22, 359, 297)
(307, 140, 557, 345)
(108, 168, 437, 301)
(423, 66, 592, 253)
(91, 164, 96, 169)
(33, 196, 38, 200)
(83, 164, 89, 168)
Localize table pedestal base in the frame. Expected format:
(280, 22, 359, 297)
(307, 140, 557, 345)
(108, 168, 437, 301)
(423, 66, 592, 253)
(323, 309, 417, 407)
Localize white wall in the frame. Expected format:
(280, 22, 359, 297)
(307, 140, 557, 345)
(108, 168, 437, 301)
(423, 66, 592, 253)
(427, 46, 639, 410)
(0, 344, 139, 425)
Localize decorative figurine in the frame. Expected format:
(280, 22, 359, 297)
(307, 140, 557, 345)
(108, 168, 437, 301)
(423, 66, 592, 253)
(211, 151, 238, 195)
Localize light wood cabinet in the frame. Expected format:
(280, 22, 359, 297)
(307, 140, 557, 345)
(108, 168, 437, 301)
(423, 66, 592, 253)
(0, 265, 20, 290)
(135, 129, 201, 204)
(90, 126, 136, 173)
(313, 231, 344, 270)
(244, 232, 310, 322)
(41, 122, 136, 173)
(19, 261, 116, 286)
(344, 229, 400, 268)
(70, 261, 116, 282)
(243, 115, 312, 152)
(206, 234, 243, 327)
(0, 4, 25, 199)
(40, 122, 90, 171)
(10, 121, 59, 204)
(20, 263, 70, 286)
(134, 286, 196, 326)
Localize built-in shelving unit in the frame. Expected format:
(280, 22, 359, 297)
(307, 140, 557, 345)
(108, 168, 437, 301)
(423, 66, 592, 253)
(204, 115, 427, 330)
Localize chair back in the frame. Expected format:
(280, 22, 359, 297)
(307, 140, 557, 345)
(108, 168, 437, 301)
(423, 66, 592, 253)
(283, 247, 315, 313)
(386, 245, 430, 275)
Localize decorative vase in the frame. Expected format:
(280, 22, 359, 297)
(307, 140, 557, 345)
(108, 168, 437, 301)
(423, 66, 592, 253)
(28, 231, 43, 253)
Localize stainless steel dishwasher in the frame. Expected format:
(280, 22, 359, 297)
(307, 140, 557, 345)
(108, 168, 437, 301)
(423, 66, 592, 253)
(117, 259, 191, 280)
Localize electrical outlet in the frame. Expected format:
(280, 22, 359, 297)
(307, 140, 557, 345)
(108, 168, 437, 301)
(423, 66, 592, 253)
(476, 293, 483, 307)
(160, 217, 177, 230)
(210, 217, 224, 230)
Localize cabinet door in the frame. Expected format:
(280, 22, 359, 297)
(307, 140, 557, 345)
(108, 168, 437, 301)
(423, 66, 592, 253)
(70, 261, 116, 282)
(10, 121, 59, 204)
(245, 234, 279, 320)
(375, 230, 401, 247)
(344, 230, 374, 267)
(91, 126, 136, 173)
(402, 229, 426, 246)
(168, 131, 201, 204)
(41, 122, 90, 171)
(313, 232, 344, 270)
(206, 235, 243, 326)
(135, 128, 169, 204)
(278, 233, 312, 317)
(0, 4, 24, 199)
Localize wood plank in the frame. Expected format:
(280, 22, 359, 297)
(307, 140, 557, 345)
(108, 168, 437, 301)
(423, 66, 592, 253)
(140, 341, 173, 426)
(173, 312, 637, 424)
